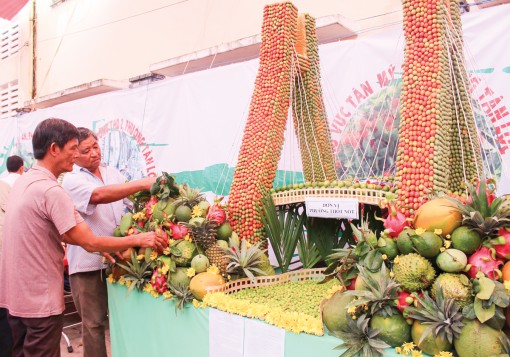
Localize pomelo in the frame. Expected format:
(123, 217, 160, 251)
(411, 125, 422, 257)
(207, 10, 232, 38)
(216, 222, 233, 240)
(451, 226, 482, 254)
(175, 205, 192, 222)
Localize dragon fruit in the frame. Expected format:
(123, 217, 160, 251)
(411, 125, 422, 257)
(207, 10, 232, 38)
(151, 268, 168, 294)
(493, 227, 510, 260)
(383, 205, 409, 238)
(395, 291, 415, 313)
(467, 246, 503, 280)
(170, 223, 188, 240)
(206, 205, 226, 225)
(145, 196, 159, 218)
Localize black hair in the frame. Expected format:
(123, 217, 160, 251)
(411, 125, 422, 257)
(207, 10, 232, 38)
(32, 118, 80, 160)
(76, 127, 98, 143)
(6, 155, 24, 172)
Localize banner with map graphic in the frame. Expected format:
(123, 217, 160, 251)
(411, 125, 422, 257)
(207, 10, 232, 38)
(0, 4, 509, 195)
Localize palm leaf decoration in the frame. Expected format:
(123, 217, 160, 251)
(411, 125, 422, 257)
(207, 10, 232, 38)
(258, 193, 305, 273)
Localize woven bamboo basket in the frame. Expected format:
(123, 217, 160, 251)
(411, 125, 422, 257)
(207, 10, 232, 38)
(205, 268, 326, 295)
(271, 187, 388, 206)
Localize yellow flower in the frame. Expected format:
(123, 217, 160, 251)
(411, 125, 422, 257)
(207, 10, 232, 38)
(440, 247, 446, 252)
(184, 234, 192, 242)
(186, 268, 196, 278)
(136, 254, 144, 261)
(412, 351, 423, 357)
(444, 240, 451, 249)
(394, 256, 400, 264)
(150, 251, 158, 261)
(402, 342, 416, 354)
(434, 229, 443, 235)
(504, 280, 510, 292)
(434, 352, 452, 357)
(160, 264, 169, 275)
(132, 211, 147, 221)
(162, 247, 171, 255)
(107, 274, 115, 283)
(143, 283, 155, 293)
(192, 206, 203, 218)
(390, 271, 395, 278)
(347, 306, 357, 314)
(192, 299, 204, 308)
(382, 254, 388, 260)
(207, 265, 220, 275)
(395, 347, 402, 354)
(445, 234, 451, 239)
(168, 238, 175, 245)
(118, 276, 126, 285)
(163, 291, 173, 299)
(415, 228, 426, 235)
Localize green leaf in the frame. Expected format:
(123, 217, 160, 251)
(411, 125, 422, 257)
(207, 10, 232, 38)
(364, 250, 383, 272)
(462, 304, 476, 320)
(476, 277, 495, 300)
(474, 297, 496, 323)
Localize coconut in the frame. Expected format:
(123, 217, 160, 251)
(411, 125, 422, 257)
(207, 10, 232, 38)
(320, 291, 354, 333)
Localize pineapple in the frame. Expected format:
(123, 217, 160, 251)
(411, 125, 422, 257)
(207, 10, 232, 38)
(346, 264, 411, 347)
(185, 219, 218, 250)
(205, 245, 228, 276)
(174, 183, 205, 208)
(166, 282, 194, 313)
(223, 239, 267, 283)
(116, 251, 153, 295)
(447, 179, 510, 238)
(331, 314, 390, 357)
(404, 286, 464, 355)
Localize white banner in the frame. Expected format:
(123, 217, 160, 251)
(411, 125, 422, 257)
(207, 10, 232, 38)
(1, 4, 509, 194)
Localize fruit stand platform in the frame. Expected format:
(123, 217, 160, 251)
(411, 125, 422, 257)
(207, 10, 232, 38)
(107, 283, 402, 357)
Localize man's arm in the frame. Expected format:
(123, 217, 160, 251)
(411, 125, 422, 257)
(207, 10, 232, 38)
(89, 177, 156, 204)
(63, 220, 166, 253)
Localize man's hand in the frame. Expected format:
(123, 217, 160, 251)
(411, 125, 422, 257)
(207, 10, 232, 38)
(136, 231, 168, 252)
(101, 252, 116, 264)
(138, 176, 157, 191)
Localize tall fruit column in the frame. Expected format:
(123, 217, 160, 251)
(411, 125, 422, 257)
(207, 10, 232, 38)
(291, 14, 337, 183)
(396, 0, 482, 216)
(228, 2, 298, 244)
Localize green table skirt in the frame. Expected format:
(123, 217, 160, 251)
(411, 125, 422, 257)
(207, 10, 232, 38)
(107, 283, 401, 357)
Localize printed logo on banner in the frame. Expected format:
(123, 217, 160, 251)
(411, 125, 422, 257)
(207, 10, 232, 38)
(94, 118, 161, 180)
(329, 64, 507, 181)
